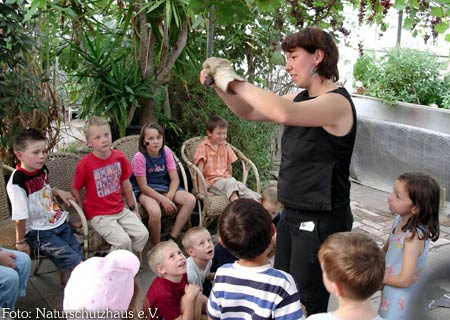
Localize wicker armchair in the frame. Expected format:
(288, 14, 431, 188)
(0, 161, 16, 250)
(181, 136, 261, 227)
(45, 152, 111, 257)
(111, 135, 190, 226)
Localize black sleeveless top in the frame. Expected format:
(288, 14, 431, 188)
(277, 87, 357, 211)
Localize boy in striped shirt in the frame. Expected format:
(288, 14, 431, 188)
(207, 199, 304, 319)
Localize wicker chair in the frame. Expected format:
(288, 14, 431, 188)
(181, 136, 261, 227)
(111, 134, 190, 218)
(0, 161, 16, 250)
(45, 152, 111, 257)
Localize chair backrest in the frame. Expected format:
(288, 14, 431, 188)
(111, 135, 140, 164)
(0, 161, 11, 221)
(0, 161, 18, 249)
(181, 136, 261, 193)
(112, 135, 189, 190)
(46, 152, 82, 192)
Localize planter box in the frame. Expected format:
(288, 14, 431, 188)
(351, 95, 450, 211)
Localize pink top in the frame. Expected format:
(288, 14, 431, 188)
(193, 138, 237, 187)
(131, 146, 176, 177)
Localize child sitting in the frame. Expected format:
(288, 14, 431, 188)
(207, 199, 304, 319)
(71, 116, 149, 253)
(145, 241, 207, 320)
(130, 122, 195, 245)
(193, 115, 260, 202)
(0, 247, 31, 311)
(261, 185, 283, 226)
(7, 128, 83, 271)
(64, 249, 140, 316)
(307, 232, 386, 320)
(182, 227, 214, 296)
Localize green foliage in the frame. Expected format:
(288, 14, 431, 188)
(354, 47, 449, 109)
(166, 74, 278, 187)
(72, 27, 159, 137)
(352, 53, 379, 89)
(0, 1, 61, 165)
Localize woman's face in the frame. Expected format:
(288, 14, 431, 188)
(284, 47, 317, 88)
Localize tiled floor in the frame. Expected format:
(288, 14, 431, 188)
(12, 181, 450, 319)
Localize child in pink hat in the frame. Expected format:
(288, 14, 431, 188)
(63, 250, 140, 318)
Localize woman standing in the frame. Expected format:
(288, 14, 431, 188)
(200, 27, 356, 315)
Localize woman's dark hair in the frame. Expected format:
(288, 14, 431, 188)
(398, 172, 440, 241)
(138, 122, 164, 154)
(281, 27, 339, 82)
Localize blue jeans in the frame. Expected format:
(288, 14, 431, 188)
(27, 222, 83, 270)
(0, 248, 31, 311)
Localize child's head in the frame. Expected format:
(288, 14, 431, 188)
(261, 186, 282, 219)
(318, 232, 385, 301)
(63, 249, 140, 312)
(13, 128, 47, 171)
(148, 241, 186, 278)
(138, 122, 164, 154)
(218, 199, 273, 260)
(206, 115, 228, 145)
(182, 227, 214, 261)
(390, 172, 440, 241)
(84, 116, 112, 150)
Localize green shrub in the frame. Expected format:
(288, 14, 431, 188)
(354, 47, 449, 108)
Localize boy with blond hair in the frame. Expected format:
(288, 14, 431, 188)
(71, 116, 148, 253)
(182, 227, 214, 294)
(193, 115, 260, 201)
(208, 199, 304, 319)
(307, 232, 386, 320)
(261, 185, 283, 226)
(145, 241, 207, 320)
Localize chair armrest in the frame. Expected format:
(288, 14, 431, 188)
(2, 164, 14, 174)
(189, 164, 210, 200)
(231, 147, 261, 193)
(68, 199, 89, 258)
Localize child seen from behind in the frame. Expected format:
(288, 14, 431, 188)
(307, 232, 386, 320)
(130, 122, 195, 245)
(211, 185, 282, 272)
(379, 172, 440, 320)
(207, 199, 304, 319)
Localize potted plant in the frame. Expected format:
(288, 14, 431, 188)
(352, 53, 379, 94)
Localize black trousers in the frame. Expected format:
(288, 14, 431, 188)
(274, 205, 353, 316)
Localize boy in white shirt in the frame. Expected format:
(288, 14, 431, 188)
(182, 226, 214, 295)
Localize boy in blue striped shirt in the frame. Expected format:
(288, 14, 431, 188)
(207, 199, 305, 319)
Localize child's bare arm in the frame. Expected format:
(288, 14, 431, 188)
(52, 188, 74, 207)
(70, 187, 83, 207)
(227, 163, 233, 177)
(197, 160, 206, 194)
(176, 284, 201, 320)
(383, 234, 423, 288)
(122, 179, 136, 209)
(15, 220, 30, 255)
(167, 170, 180, 201)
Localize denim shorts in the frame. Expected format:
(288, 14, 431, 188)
(26, 222, 83, 270)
